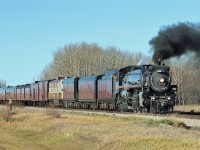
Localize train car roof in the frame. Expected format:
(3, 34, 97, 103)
(34, 79, 55, 83)
(0, 87, 6, 90)
(105, 66, 137, 76)
(79, 75, 102, 81)
(105, 69, 119, 76)
(49, 78, 65, 83)
(63, 77, 78, 81)
(5, 86, 16, 90)
(127, 69, 142, 75)
(16, 84, 30, 88)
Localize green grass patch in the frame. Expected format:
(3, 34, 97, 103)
(41, 135, 70, 145)
(145, 119, 175, 126)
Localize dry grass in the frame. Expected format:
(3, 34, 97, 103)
(45, 107, 61, 119)
(174, 105, 200, 112)
(0, 106, 200, 150)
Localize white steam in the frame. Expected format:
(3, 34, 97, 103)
(137, 56, 147, 66)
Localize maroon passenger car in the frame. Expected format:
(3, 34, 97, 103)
(97, 75, 113, 101)
(0, 86, 16, 103)
(16, 84, 31, 101)
(31, 80, 49, 101)
(30, 80, 51, 106)
(61, 77, 79, 107)
(30, 81, 39, 101)
(78, 75, 101, 102)
(63, 77, 79, 101)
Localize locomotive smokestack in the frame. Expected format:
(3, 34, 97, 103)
(149, 22, 200, 62)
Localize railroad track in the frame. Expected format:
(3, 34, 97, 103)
(1, 104, 200, 128)
(170, 111, 200, 119)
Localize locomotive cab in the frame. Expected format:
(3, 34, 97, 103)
(117, 69, 143, 112)
(123, 70, 142, 86)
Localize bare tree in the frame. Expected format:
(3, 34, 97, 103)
(40, 42, 145, 80)
(0, 79, 6, 87)
(169, 54, 200, 105)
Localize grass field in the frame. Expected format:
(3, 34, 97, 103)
(0, 105, 200, 150)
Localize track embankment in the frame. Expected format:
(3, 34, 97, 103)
(1, 105, 198, 128)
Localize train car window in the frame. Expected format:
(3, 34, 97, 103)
(126, 74, 141, 85)
(127, 74, 140, 81)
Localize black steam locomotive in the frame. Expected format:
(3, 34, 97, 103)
(0, 63, 177, 114)
(117, 64, 177, 113)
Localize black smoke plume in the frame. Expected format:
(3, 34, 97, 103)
(149, 22, 200, 62)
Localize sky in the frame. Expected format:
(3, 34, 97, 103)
(0, 0, 199, 86)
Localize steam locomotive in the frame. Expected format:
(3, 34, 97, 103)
(0, 63, 177, 114)
(109, 63, 177, 113)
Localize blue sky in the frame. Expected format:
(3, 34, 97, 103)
(0, 0, 199, 85)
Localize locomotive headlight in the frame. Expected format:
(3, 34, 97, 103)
(160, 78, 165, 83)
(167, 97, 171, 100)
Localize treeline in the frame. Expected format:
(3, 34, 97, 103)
(169, 57, 200, 105)
(0, 79, 6, 88)
(40, 42, 150, 79)
(40, 42, 200, 105)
